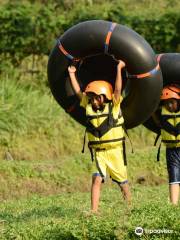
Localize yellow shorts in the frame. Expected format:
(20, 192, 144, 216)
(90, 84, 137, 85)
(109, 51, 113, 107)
(93, 146, 128, 184)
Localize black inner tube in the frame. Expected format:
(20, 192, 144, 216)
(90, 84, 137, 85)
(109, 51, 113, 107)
(143, 53, 180, 133)
(48, 20, 163, 129)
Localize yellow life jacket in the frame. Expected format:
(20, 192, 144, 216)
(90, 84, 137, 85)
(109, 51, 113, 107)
(161, 107, 180, 148)
(86, 102, 125, 149)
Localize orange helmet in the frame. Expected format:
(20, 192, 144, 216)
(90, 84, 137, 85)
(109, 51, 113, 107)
(161, 85, 180, 100)
(85, 80, 113, 100)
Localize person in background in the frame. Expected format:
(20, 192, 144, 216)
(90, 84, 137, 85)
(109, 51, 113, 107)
(154, 85, 180, 205)
(68, 60, 131, 213)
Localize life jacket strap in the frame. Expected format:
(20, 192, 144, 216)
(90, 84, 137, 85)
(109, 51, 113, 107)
(154, 133, 161, 146)
(162, 114, 180, 119)
(89, 137, 125, 146)
(123, 125, 134, 154)
(88, 144, 94, 162)
(122, 141, 127, 166)
(157, 142, 161, 162)
(86, 102, 123, 138)
(162, 139, 180, 143)
(81, 128, 87, 153)
(86, 113, 109, 120)
(153, 133, 162, 161)
(87, 120, 124, 138)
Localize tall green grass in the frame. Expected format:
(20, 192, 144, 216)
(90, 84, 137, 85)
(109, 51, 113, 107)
(0, 62, 157, 160)
(0, 78, 84, 159)
(0, 4, 178, 238)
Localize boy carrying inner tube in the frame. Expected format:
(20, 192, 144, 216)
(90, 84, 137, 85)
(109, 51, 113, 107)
(154, 85, 180, 205)
(68, 60, 131, 213)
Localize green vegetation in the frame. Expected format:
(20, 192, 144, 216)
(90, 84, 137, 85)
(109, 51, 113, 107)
(0, 147, 167, 200)
(0, 1, 179, 239)
(0, 54, 156, 160)
(0, 147, 178, 239)
(0, 0, 180, 65)
(0, 185, 179, 239)
(0, 76, 84, 159)
(1, 0, 179, 160)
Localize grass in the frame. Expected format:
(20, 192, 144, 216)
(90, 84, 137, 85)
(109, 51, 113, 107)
(0, 142, 173, 239)
(0, 185, 179, 240)
(0, 30, 179, 239)
(0, 147, 168, 200)
(0, 67, 157, 160)
(0, 78, 84, 159)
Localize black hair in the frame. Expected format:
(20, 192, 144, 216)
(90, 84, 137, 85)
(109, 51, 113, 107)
(87, 92, 110, 103)
(161, 98, 180, 112)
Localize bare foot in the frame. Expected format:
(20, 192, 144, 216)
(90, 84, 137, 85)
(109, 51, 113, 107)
(83, 210, 100, 217)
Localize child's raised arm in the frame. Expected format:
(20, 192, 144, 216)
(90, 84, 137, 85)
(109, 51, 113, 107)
(68, 65, 83, 100)
(114, 60, 126, 102)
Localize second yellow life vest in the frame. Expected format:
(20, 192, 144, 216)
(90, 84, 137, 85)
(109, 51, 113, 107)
(161, 107, 180, 148)
(86, 102, 125, 149)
